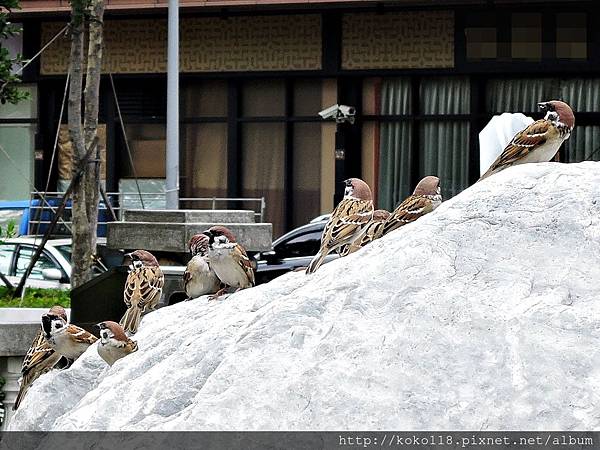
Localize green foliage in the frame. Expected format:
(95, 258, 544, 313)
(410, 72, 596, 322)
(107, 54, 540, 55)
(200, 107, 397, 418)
(0, 0, 30, 105)
(0, 286, 70, 308)
(0, 219, 16, 242)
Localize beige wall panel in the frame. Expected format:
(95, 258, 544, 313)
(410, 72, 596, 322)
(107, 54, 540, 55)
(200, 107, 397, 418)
(361, 122, 376, 203)
(320, 79, 337, 214)
(342, 11, 454, 69)
(58, 124, 106, 180)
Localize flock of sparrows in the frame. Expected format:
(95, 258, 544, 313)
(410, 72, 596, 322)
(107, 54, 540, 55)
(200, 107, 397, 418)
(12, 99, 574, 411)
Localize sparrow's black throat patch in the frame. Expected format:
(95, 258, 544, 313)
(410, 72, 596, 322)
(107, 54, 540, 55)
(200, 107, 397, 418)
(41, 314, 53, 338)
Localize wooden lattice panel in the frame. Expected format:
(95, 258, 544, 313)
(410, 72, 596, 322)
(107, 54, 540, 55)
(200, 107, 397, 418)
(40, 15, 321, 75)
(342, 11, 454, 70)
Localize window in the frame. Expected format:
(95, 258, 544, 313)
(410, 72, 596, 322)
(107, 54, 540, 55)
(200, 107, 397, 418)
(122, 124, 166, 178)
(462, 11, 589, 63)
(276, 230, 323, 258)
(556, 13, 587, 59)
(242, 122, 286, 237)
(0, 244, 16, 276)
(375, 77, 471, 211)
(15, 245, 62, 280)
(55, 245, 72, 262)
(239, 78, 325, 237)
(511, 13, 542, 60)
(182, 78, 327, 236)
(465, 13, 497, 60)
(0, 85, 37, 201)
(181, 81, 228, 203)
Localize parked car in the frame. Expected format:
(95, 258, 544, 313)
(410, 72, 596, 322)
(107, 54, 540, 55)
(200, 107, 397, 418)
(0, 237, 116, 290)
(253, 215, 337, 284)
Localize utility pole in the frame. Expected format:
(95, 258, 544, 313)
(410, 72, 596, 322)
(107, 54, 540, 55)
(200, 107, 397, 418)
(165, 0, 179, 209)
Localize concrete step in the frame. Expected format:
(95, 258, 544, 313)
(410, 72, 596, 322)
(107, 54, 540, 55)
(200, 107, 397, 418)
(123, 209, 256, 224)
(107, 222, 272, 253)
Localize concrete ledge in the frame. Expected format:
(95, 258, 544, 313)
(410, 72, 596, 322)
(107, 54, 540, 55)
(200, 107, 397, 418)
(0, 323, 39, 357)
(107, 222, 273, 252)
(123, 209, 256, 224)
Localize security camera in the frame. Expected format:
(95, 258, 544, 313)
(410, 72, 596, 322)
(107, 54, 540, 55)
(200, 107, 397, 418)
(318, 104, 356, 124)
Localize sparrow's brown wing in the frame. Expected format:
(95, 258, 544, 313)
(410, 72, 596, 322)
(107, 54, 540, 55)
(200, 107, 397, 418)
(344, 217, 387, 255)
(321, 198, 373, 249)
(66, 324, 98, 344)
(21, 329, 57, 376)
(125, 339, 139, 354)
(481, 119, 553, 178)
(383, 195, 433, 236)
(234, 244, 255, 286)
(183, 266, 192, 291)
(125, 266, 164, 310)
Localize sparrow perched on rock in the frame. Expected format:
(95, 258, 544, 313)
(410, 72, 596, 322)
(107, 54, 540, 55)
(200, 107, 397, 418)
(96, 321, 138, 366)
(13, 306, 67, 410)
(382, 176, 442, 236)
(120, 250, 164, 334)
(184, 234, 221, 299)
(341, 209, 391, 256)
(41, 311, 97, 361)
(306, 178, 374, 274)
(203, 226, 255, 298)
(480, 100, 575, 180)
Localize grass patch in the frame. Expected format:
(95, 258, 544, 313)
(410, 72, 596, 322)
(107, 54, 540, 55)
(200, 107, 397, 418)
(0, 286, 70, 308)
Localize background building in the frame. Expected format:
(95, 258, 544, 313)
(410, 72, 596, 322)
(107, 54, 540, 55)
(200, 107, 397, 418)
(4, 0, 599, 237)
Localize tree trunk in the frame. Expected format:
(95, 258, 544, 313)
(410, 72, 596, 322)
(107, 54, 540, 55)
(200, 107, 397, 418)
(70, 0, 105, 288)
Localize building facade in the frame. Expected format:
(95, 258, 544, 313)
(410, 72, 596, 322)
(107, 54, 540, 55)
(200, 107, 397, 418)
(4, 0, 600, 237)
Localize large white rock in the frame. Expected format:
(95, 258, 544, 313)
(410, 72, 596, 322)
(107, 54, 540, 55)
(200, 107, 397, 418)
(9, 162, 600, 431)
(479, 113, 534, 176)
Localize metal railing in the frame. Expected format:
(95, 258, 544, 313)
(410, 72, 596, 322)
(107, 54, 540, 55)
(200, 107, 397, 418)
(27, 191, 266, 236)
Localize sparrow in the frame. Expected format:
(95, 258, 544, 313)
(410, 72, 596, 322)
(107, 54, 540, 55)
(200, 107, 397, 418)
(203, 226, 255, 298)
(341, 209, 391, 256)
(382, 176, 442, 236)
(119, 250, 164, 335)
(13, 305, 68, 410)
(306, 178, 374, 274)
(41, 311, 97, 361)
(96, 321, 138, 366)
(479, 100, 575, 180)
(183, 234, 221, 299)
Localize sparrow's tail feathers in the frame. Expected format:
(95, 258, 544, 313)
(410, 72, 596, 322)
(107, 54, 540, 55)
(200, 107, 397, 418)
(478, 163, 501, 182)
(306, 249, 327, 274)
(120, 307, 142, 335)
(13, 382, 28, 410)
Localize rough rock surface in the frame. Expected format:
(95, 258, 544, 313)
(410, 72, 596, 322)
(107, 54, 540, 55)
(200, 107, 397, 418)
(9, 162, 600, 430)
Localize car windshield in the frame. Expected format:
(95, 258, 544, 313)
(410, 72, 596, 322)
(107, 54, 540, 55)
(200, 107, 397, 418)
(55, 245, 72, 262)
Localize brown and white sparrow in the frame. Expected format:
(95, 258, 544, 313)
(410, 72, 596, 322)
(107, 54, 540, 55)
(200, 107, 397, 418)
(306, 178, 374, 274)
(341, 209, 391, 256)
(480, 100, 575, 180)
(184, 234, 221, 299)
(203, 226, 255, 298)
(96, 321, 138, 366)
(41, 311, 97, 361)
(119, 250, 164, 335)
(382, 176, 442, 236)
(13, 306, 67, 410)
